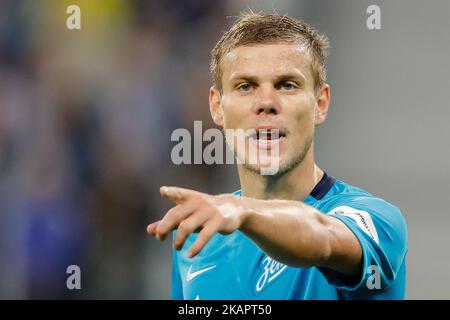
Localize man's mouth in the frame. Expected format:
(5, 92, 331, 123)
(249, 127, 286, 140)
(248, 127, 286, 149)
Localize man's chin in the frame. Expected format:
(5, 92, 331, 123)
(240, 148, 310, 177)
(241, 159, 288, 177)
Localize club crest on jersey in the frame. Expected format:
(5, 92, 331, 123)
(255, 256, 287, 292)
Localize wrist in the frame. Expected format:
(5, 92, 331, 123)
(237, 196, 256, 232)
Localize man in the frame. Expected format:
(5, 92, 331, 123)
(147, 12, 407, 300)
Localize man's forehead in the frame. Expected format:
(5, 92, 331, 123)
(222, 43, 312, 77)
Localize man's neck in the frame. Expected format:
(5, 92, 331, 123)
(238, 148, 324, 201)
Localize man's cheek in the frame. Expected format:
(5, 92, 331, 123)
(223, 113, 242, 131)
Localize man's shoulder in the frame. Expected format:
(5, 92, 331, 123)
(322, 178, 407, 238)
(325, 178, 401, 214)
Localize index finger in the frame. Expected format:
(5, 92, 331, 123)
(160, 186, 199, 204)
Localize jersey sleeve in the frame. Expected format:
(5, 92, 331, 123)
(171, 247, 183, 300)
(317, 196, 408, 297)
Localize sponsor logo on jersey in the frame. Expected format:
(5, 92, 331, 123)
(327, 205, 379, 244)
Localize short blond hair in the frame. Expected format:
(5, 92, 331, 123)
(210, 12, 330, 92)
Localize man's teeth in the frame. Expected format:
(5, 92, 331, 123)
(256, 130, 281, 140)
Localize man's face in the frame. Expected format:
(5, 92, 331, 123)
(210, 43, 329, 176)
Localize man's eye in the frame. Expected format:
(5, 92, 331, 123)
(238, 83, 252, 92)
(280, 82, 296, 90)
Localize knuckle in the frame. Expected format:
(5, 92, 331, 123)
(209, 217, 222, 229)
(200, 228, 215, 243)
(155, 223, 165, 235)
(166, 207, 179, 219)
(199, 194, 212, 205)
(178, 221, 194, 234)
(212, 213, 222, 221)
(173, 238, 183, 249)
(191, 242, 201, 253)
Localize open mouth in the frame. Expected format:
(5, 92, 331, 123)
(249, 128, 286, 141)
(248, 127, 286, 150)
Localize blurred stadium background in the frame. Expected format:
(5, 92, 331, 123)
(0, 0, 449, 299)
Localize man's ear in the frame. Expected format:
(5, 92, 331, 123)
(209, 86, 224, 126)
(314, 84, 330, 126)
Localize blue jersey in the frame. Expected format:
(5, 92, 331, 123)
(171, 173, 407, 300)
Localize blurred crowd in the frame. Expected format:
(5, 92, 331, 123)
(0, 0, 242, 299)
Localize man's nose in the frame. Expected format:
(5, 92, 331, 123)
(253, 86, 280, 115)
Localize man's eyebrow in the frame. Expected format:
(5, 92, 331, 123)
(274, 69, 306, 82)
(228, 73, 259, 82)
(228, 69, 307, 83)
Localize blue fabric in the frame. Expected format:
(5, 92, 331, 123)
(171, 173, 407, 300)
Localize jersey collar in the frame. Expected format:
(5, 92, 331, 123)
(234, 172, 336, 201)
(308, 172, 336, 200)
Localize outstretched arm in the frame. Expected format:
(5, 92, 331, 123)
(147, 186, 362, 277)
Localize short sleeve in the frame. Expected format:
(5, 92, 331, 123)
(317, 196, 408, 296)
